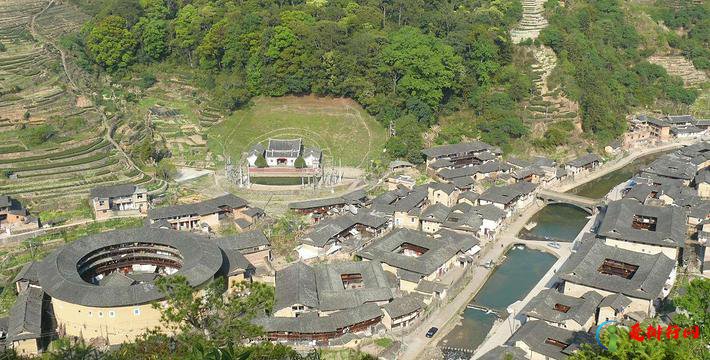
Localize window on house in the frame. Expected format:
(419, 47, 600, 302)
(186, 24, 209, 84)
(597, 259, 639, 279)
(109, 311, 116, 318)
(133, 308, 140, 316)
(98, 312, 104, 318)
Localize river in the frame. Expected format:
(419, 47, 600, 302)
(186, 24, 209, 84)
(439, 247, 556, 355)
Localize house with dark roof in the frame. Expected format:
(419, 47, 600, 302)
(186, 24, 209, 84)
(273, 261, 393, 317)
(642, 155, 696, 185)
(558, 237, 676, 316)
(479, 182, 537, 216)
(357, 228, 479, 292)
(215, 230, 271, 267)
(288, 189, 367, 219)
(12, 262, 40, 294)
(565, 154, 602, 175)
(148, 194, 249, 232)
(381, 295, 425, 330)
(695, 169, 710, 199)
(441, 202, 483, 236)
(420, 203, 451, 234)
(520, 289, 602, 331)
(246, 138, 322, 168)
(427, 182, 459, 207)
(508, 320, 592, 360)
(422, 141, 499, 171)
(393, 186, 428, 230)
(0, 195, 39, 234)
(90, 184, 148, 220)
(598, 293, 632, 323)
(296, 211, 389, 259)
(597, 199, 687, 261)
(7, 287, 44, 356)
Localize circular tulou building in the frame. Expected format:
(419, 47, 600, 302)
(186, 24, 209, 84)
(34, 228, 251, 344)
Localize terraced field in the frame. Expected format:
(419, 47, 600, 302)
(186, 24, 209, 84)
(0, 0, 162, 209)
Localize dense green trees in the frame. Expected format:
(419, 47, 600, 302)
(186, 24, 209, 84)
(86, 16, 136, 70)
(539, 0, 699, 141)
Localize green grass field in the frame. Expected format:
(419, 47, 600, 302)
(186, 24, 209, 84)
(207, 96, 387, 168)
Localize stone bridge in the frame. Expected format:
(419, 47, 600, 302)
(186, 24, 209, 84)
(536, 189, 604, 214)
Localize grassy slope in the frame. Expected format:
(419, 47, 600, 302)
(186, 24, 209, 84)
(207, 96, 387, 168)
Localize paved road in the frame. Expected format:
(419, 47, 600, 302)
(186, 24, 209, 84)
(398, 203, 545, 360)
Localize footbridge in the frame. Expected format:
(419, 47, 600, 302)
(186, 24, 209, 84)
(536, 189, 604, 214)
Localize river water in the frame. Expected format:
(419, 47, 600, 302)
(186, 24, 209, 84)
(440, 247, 556, 353)
(439, 151, 669, 357)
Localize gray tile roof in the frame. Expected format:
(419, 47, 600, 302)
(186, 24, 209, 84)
(314, 261, 393, 311)
(99, 272, 136, 287)
(422, 141, 495, 159)
(642, 155, 696, 181)
(451, 176, 475, 189)
(90, 184, 142, 199)
(12, 261, 39, 285)
(558, 237, 676, 300)
(458, 191, 480, 203)
(216, 230, 269, 252)
(301, 212, 388, 248)
(509, 320, 593, 360)
(0, 195, 12, 208)
(429, 182, 457, 195)
(623, 183, 660, 203)
(149, 194, 247, 220)
(266, 138, 301, 158)
(437, 166, 479, 180)
(520, 289, 602, 327)
(597, 199, 686, 248)
(471, 204, 506, 221)
(671, 126, 703, 135)
(219, 247, 255, 277)
(420, 203, 451, 223)
(254, 303, 382, 334)
(599, 293, 631, 312)
(7, 287, 43, 342)
(479, 182, 537, 206)
(36, 228, 224, 307)
(275, 262, 318, 310)
(382, 295, 424, 319)
(393, 187, 428, 212)
(357, 229, 478, 278)
(566, 153, 602, 168)
(663, 115, 695, 124)
(288, 189, 366, 209)
(415, 279, 448, 294)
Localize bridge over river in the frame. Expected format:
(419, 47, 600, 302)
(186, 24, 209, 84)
(536, 188, 604, 213)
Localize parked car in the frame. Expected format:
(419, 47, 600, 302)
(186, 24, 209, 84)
(425, 327, 439, 338)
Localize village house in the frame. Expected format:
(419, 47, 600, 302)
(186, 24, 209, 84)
(597, 293, 633, 324)
(272, 261, 394, 317)
(557, 237, 676, 317)
(296, 211, 389, 259)
(440, 202, 484, 236)
(623, 115, 672, 148)
(596, 199, 687, 262)
(508, 320, 592, 360)
(386, 174, 415, 190)
(90, 184, 148, 220)
(641, 155, 697, 186)
(392, 186, 428, 230)
(6, 287, 44, 356)
(148, 194, 249, 232)
(0, 195, 39, 234)
(675, 141, 710, 171)
(478, 182, 537, 216)
(520, 289, 602, 331)
(357, 228, 479, 292)
(215, 230, 272, 267)
(422, 141, 500, 173)
(427, 182, 459, 207)
(288, 189, 367, 221)
(381, 295, 425, 330)
(419, 203, 451, 234)
(12, 262, 40, 294)
(247, 138, 322, 168)
(564, 153, 602, 176)
(695, 170, 710, 199)
(697, 221, 710, 276)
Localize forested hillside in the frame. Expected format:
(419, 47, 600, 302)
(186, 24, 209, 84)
(64, 0, 706, 161)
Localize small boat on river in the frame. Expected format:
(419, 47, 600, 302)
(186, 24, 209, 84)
(524, 221, 537, 230)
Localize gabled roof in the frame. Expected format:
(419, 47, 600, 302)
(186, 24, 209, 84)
(597, 199, 686, 248)
(300, 211, 388, 248)
(267, 138, 301, 151)
(599, 293, 631, 312)
(288, 189, 366, 209)
(216, 230, 269, 252)
(471, 204, 506, 222)
(558, 238, 676, 300)
(12, 262, 39, 285)
(393, 186, 428, 212)
(254, 303, 382, 334)
(382, 295, 424, 319)
(90, 184, 143, 199)
(521, 289, 602, 327)
(420, 203, 451, 223)
(428, 182, 457, 195)
(357, 229, 478, 278)
(7, 287, 43, 342)
(421, 141, 495, 159)
(566, 153, 602, 168)
(642, 155, 696, 181)
(478, 346, 527, 360)
(509, 320, 592, 360)
(479, 182, 537, 206)
(303, 147, 322, 159)
(99, 272, 136, 287)
(275, 262, 318, 310)
(149, 194, 247, 220)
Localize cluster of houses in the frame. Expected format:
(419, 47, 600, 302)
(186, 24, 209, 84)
(0, 196, 40, 235)
(481, 142, 710, 360)
(623, 114, 709, 149)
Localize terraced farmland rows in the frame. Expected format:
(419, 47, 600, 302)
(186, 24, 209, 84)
(0, 0, 165, 207)
(526, 46, 580, 129)
(648, 56, 708, 87)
